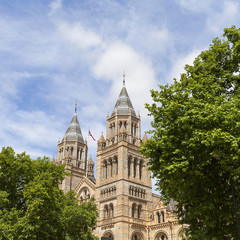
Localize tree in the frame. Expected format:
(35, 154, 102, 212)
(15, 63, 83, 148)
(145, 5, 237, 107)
(0, 147, 98, 240)
(141, 26, 240, 240)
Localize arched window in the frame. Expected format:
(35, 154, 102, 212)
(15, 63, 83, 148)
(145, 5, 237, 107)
(104, 205, 109, 219)
(157, 212, 160, 223)
(139, 160, 143, 179)
(80, 148, 83, 160)
(109, 158, 113, 177)
(134, 159, 137, 177)
(132, 203, 136, 218)
(104, 160, 107, 178)
(138, 205, 142, 219)
(154, 232, 168, 240)
(161, 211, 165, 222)
(128, 157, 132, 177)
(79, 187, 90, 202)
(109, 203, 114, 218)
(114, 156, 118, 175)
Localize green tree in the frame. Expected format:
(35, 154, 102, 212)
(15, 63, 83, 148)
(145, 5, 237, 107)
(0, 147, 98, 240)
(141, 26, 240, 240)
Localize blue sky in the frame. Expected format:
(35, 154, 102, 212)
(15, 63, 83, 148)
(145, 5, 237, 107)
(0, 0, 240, 191)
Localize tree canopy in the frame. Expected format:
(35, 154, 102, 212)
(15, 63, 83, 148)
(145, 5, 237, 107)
(141, 26, 240, 239)
(0, 147, 98, 240)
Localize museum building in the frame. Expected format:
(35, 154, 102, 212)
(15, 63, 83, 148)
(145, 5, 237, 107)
(54, 76, 187, 240)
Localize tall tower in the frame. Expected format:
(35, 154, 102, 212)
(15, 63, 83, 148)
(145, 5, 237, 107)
(95, 76, 152, 240)
(56, 104, 89, 192)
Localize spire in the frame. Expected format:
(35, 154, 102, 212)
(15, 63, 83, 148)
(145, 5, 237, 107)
(142, 133, 148, 143)
(88, 155, 94, 166)
(98, 132, 106, 143)
(111, 74, 136, 117)
(64, 105, 84, 143)
(75, 100, 77, 113)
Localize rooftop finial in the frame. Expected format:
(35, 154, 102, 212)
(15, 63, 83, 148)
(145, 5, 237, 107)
(123, 71, 125, 86)
(75, 100, 77, 113)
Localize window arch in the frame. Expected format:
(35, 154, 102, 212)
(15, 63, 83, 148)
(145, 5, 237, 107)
(137, 205, 142, 219)
(79, 187, 90, 202)
(132, 203, 137, 218)
(157, 212, 160, 223)
(103, 231, 114, 239)
(109, 203, 114, 218)
(104, 205, 109, 219)
(139, 160, 143, 179)
(134, 158, 137, 177)
(128, 156, 132, 178)
(154, 232, 168, 240)
(161, 211, 165, 222)
(131, 231, 144, 240)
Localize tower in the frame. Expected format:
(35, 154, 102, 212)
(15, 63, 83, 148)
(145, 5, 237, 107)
(56, 104, 90, 192)
(95, 76, 153, 240)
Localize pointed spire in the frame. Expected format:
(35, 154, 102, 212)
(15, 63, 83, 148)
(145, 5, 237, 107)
(64, 105, 84, 143)
(88, 155, 94, 166)
(75, 100, 77, 113)
(111, 74, 136, 117)
(98, 132, 106, 143)
(142, 133, 148, 142)
(52, 155, 55, 163)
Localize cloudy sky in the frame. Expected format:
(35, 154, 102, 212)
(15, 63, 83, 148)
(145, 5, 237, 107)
(0, 0, 239, 191)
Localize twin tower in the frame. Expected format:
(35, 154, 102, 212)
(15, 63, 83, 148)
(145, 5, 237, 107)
(55, 77, 185, 240)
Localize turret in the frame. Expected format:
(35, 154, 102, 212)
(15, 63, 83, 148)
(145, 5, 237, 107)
(87, 155, 95, 183)
(56, 103, 88, 171)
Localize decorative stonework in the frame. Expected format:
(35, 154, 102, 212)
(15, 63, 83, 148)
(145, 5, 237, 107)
(58, 79, 185, 240)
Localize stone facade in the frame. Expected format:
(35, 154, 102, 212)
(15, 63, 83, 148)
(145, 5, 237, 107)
(55, 78, 188, 240)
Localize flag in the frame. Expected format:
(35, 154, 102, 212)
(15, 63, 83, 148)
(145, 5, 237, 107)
(88, 130, 96, 141)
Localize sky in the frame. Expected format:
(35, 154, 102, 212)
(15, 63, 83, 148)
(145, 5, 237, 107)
(0, 0, 240, 192)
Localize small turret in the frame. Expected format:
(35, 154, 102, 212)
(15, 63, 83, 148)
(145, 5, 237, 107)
(142, 133, 148, 143)
(97, 132, 106, 150)
(52, 155, 55, 163)
(87, 155, 95, 183)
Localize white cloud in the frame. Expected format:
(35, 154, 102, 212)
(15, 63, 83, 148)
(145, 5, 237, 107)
(176, 0, 215, 13)
(207, 1, 240, 34)
(58, 22, 102, 49)
(49, 0, 63, 16)
(169, 48, 202, 82)
(93, 41, 157, 133)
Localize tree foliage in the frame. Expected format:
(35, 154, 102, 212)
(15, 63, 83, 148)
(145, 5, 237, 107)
(0, 147, 98, 240)
(141, 26, 240, 239)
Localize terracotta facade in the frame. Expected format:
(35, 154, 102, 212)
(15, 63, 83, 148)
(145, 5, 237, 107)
(55, 80, 187, 240)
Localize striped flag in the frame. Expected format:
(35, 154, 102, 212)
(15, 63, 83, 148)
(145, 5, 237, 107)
(88, 130, 96, 141)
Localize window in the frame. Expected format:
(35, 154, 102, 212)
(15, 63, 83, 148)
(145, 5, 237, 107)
(138, 205, 142, 219)
(157, 212, 160, 223)
(132, 203, 136, 218)
(161, 211, 165, 222)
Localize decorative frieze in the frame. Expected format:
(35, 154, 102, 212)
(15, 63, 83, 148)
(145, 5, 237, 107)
(129, 185, 146, 199)
(100, 186, 117, 198)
